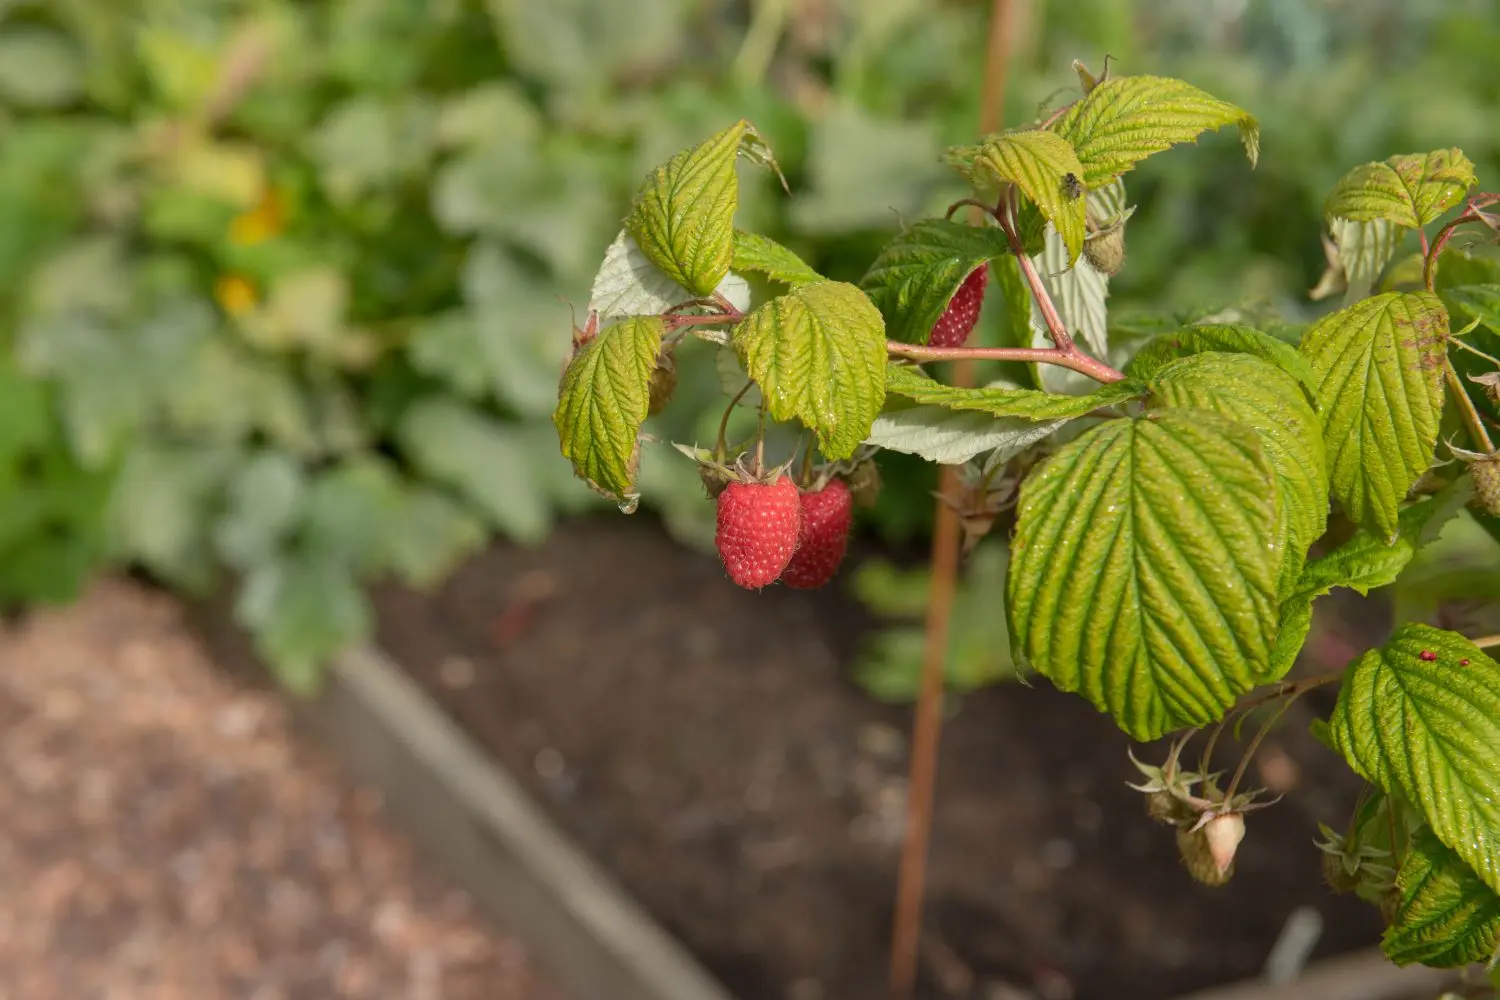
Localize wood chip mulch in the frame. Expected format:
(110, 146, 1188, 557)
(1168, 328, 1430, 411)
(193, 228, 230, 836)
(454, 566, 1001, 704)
(0, 577, 566, 1000)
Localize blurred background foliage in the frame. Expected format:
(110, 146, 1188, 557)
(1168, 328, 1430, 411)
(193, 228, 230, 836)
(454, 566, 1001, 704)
(0, 0, 1498, 691)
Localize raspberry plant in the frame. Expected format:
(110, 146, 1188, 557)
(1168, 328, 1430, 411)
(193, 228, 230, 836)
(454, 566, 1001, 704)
(556, 61, 1500, 976)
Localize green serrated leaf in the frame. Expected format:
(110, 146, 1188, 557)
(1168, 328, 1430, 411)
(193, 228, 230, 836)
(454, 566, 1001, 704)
(1269, 478, 1472, 677)
(553, 315, 663, 504)
(1007, 409, 1280, 741)
(885, 362, 1141, 420)
(1050, 74, 1259, 190)
(1384, 827, 1500, 969)
(864, 396, 1067, 466)
(1147, 353, 1327, 597)
(1325, 149, 1477, 229)
(859, 219, 1014, 345)
(587, 228, 751, 322)
(1330, 625, 1500, 896)
(944, 130, 1087, 263)
(1299, 292, 1448, 541)
(731, 230, 822, 288)
(625, 119, 759, 296)
(733, 281, 886, 461)
(1127, 324, 1319, 401)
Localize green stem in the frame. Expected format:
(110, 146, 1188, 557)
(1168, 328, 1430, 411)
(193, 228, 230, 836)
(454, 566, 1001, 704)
(715, 380, 757, 461)
(1224, 693, 1301, 804)
(1446, 358, 1496, 454)
(1451, 332, 1500, 369)
(754, 398, 768, 473)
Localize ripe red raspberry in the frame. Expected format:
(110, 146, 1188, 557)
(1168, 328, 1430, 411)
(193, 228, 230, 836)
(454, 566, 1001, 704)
(782, 479, 853, 590)
(715, 475, 802, 589)
(927, 265, 988, 347)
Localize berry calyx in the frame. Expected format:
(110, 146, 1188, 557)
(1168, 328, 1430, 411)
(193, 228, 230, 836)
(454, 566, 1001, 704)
(782, 478, 854, 590)
(926, 266, 988, 348)
(715, 475, 802, 590)
(1471, 453, 1500, 517)
(1082, 223, 1126, 277)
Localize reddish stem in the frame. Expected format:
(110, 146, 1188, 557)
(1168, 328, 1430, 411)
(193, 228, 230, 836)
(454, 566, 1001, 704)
(1424, 194, 1500, 292)
(887, 341, 1125, 383)
(665, 310, 743, 332)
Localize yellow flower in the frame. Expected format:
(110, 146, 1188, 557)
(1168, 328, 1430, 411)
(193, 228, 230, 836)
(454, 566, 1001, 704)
(215, 274, 258, 316)
(228, 186, 286, 247)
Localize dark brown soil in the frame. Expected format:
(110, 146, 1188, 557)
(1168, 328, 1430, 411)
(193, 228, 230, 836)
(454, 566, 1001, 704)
(368, 514, 1386, 1000)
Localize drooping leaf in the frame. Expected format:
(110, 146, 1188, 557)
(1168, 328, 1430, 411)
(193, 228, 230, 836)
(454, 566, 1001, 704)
(1007, 409, 1280, 741)
(1126, 324, 1319, 401)
(553, 315, 664, 505)
(1050, 74, 1260, 189)
(860, 219, 1013, 344)
(1299, 292, 1448, 541)
(1383, 827, 1500, 969)
(885, 361, 1141, 420)
(944, 130, 1087, 263)
(1269, 477, 1472, 676)
(1330, 625, 1500, 895)
(1325, 149, 1477, 229)
(1147, 352, 1327, 596)
(731, 230, 823, 288)
(1310, 218, 1404, 305)
(732, 280, 886, 460)
(864, 397, 1068, 466)
(587, 228, 751, 321)
(1308, 479, 1469, 598)
(625, 118, 763, 296)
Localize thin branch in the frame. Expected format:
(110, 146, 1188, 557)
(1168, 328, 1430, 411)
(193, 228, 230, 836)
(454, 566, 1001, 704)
(1451, 332, 1500, 369)
(715, 380, 758, 460)
(1472, 634, 1500, 649)
(1224, 693, 1302, 804)
(1425, 194, 1500, 292)
(665, 310, 743, 333)
(887, 341, 1126, 384)
(1446, 359, 1496, 454)
(996, 189, 1079, 354)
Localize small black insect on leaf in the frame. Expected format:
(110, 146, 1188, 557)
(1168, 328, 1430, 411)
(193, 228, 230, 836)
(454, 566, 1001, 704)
(1062, 172, 1083, 200)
